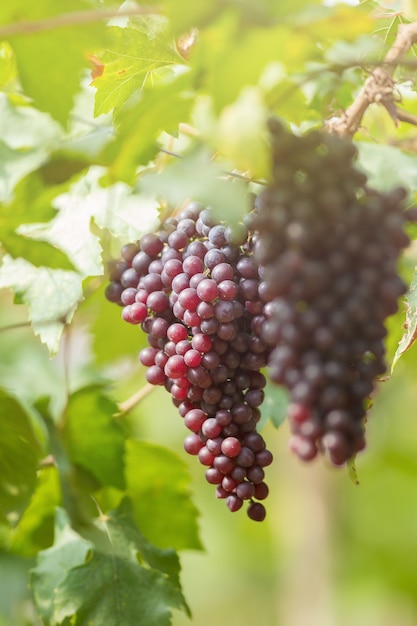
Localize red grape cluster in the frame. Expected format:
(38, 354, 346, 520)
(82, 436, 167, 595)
(251, 119, 413, 465)
(106, 203, 272, 521)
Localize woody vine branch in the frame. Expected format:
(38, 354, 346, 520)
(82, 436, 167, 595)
(327, 21, 417, 137)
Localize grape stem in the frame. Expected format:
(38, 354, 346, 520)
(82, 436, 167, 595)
(159, 148, 266, 186)
(326, 21, 417, 137)
(117, 382, 156, 415)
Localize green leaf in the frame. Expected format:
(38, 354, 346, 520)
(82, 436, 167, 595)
(101, 74, 194, 183)
(37, 154, 90, 185)
(11, 466, 60, 556)
(4, 2, 108, 126)
(63, 386, 126, 490)
(31, 507, 92, 626)
(125, 440, 202, 551)
(1, 170, 57, 225)
(0, 170, 77, 271)
(93, 25, 182, 116)
(0, 42, 16, 89)
(140, 146, 250, 226)
(215, 87, 269, 179)
(356, 142, 417, 193)
(0, 388, 42, 521)
(196, 18, 316, 113)
(392, 269, 417, 369)
(0, 231, 76, 270)
(0, 94, 62, 201)
(306, 2, 373, 43)
(0, 94, 60, 157)
(0, 553, 35, 624)
(89, 179, 160, 243)
(87, 284, 150, 364)
(325, 34, 381, 66)
(0, 139, 50, 203)
(0, 256, 82, 354)
(51, 499, 189, 626)
(258, 379, 289, 429)
(264, 73, 310, 126)
(163, 0, 221, 34)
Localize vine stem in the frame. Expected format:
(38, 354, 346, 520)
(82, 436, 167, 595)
(159, 148, 266, 186)
(0, 313, 71, 333)
(117, 382, 156, 415)
(327, 21, 417, 137)
(0, 5, 162, 39)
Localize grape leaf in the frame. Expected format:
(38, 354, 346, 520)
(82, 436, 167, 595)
(50, 165, 160, 261)
(0, 231, 76, 270)
(51, 499, 189, 626)
(37, 154, 91, 185)
(1, 170, 57, 225)
(101, 74, 194, 183)
(11, 466, 60, 556)
(140, 146, 250, 226)
(86, 284, 150, 364)
(0, 95, 62, 202)
(0, 94, 60, 155)
(258, 379, 289, 430)
(325, 35, 381, 66)
(0, 139, 52, 204)
(0, 256, 82, 354)
(196, 19, 316, 113)
(125, 440, 202, 551)
(0, 553, 35, 623)
(3, 1, 108, 126)
(392, 270, 417, 368)
(0, 388, 42, 521)
(0, 42, 16, 89)
(31, 507, 92, 626)
(216, 87, 269, 179)
(87, 173, 161, 243)
(93, 25, 182, 116)
(312, 2, 373, 38)
(0, 169, 77, 270)
(63, 386, 126, 490)
(356, 142, 417, 193)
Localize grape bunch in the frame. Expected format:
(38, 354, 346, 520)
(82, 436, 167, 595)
(250, 119, 413, 465)
(106, 203, 272, 521)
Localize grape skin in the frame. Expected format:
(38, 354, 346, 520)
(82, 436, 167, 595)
(105, 204, 272, 521)
(253, 119, 413, 466)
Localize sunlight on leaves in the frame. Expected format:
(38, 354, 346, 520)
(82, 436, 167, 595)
(93, 24, 183, 116)
(125, 440, 202, 551)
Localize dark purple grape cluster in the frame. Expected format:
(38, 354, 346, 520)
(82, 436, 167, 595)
(106, 202, 272, 521)
(250, 119, 413, 465)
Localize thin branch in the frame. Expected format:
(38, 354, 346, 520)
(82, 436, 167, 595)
(0, 5, 162, 39)
(159, 148, 266, 186)
(0, 314, 70, 333)
(326, 21, 417, 137)
(388, 105, 417, 126)
(117, 383, 156, 415)
(0, 301, 79, 334)
(0, 319, 33, 333)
